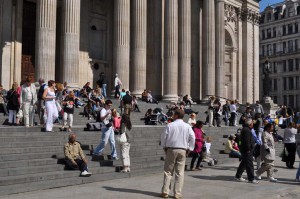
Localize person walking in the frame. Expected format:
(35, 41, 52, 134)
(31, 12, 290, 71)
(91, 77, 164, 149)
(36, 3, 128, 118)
(114, 73, 122, 98)
(283, 122, 297, 168)
(229, 100, 237, 126)
(256, 123, 277, 182)
(93, 100, 118, 160)
(160, 109, 195, 199)
(43, 80, 58, 132)
(119, 114, 132, 173)
(122, 91, 133, 117)
(61, 91, 78, 132)
(6, 82, 20, 125)
(190, 121, 204, 171)
(207, 96, 215, 127)
(20, 77, 37, 127)
(97, 72, 108, 98)
(37, 78, 47, 126)
(234, 119, 259, 184)
(223, 100, 231, 126)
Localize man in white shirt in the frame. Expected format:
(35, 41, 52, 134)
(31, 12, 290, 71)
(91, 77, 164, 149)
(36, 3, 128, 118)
(92, 100, 118, 160)
(160, 109, 195, 199)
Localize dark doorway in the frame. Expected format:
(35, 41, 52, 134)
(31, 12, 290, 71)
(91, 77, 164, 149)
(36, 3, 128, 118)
(21, 0, 36, 82)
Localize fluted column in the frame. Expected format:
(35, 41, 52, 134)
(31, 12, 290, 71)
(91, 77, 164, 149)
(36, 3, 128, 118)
(131, 0, 147, 96)
(215, 0, 225, 97)
(178, 0, 191, 96)
(36, 0, 57, 81)
(163, 0, 178, 101)
(203, 0, 216, 97)
(114, 0, 130, 90)
(61, 0, 80, 87)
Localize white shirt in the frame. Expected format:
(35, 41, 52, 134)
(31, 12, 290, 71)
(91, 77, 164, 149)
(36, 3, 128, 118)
(161, 119, 195, 151)
(101, 108, 111, 126)
(205, 142, 211, 154)
(114, 77, 121, 87)
(284, 127, 297, 143)
(188, 118, 196, 126)
(229, 104, 236, 113)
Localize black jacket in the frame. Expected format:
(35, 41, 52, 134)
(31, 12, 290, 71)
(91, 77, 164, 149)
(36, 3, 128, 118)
(239, 126, 255, 154)
(97, 74, 108, 86)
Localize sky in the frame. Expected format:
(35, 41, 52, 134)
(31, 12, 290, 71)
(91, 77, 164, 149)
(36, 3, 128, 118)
(260, 0, 284, 11)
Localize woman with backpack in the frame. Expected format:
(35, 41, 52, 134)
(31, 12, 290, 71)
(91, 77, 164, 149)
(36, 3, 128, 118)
(6, 82, 20, 125)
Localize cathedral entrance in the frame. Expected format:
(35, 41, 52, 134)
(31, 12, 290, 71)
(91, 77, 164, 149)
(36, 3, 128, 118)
(21, 1, 36, 82)
(224, 29, 237, 100)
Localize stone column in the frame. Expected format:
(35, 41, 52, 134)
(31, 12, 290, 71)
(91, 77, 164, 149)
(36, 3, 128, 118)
(131, 0, 147, 96)
(36, 0, 57, 81)
(203, 0, 215, 97)
(253, 16, 260, 102)
(163, 0, 178, 101)
(215, 0, 225, 97)
(114, 0, 130, 90)
(178, 0, 191, 96)
(61, 0, 80, 87)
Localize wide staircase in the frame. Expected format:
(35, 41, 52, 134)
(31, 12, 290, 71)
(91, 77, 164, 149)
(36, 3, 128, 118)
(0, 99, 285, 196)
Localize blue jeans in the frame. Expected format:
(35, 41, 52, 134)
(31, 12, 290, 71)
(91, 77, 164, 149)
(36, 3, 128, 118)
(224, 112, 230, 126)
(230, 150, 241, 158)
(102, 84, 107, 98)
(93, 127, 117, 158)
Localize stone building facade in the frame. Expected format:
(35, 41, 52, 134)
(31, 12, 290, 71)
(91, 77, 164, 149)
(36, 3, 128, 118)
(260, 0, 300, 109)
(0, 0, 259, 102)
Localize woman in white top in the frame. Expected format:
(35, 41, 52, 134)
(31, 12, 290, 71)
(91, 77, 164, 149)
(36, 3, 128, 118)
(43, 80, 58, 132)
(20, 77, 37, 127)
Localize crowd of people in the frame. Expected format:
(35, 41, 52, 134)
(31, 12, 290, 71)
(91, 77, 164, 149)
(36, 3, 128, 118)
(1, 76, 300, 196)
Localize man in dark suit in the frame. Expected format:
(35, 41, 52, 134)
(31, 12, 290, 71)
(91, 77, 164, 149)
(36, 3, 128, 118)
(235, 119, 259, 184)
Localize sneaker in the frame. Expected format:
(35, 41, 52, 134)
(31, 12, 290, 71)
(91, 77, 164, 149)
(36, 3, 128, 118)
(255, 171, 261, 180)
(235, 177, 246, 182)
(160, 193, 169, 198)
(80, 170, 92, 177)
(112, 157, 119, 160)
(269, 177, 277, 182)
(248, 180, 259, 184)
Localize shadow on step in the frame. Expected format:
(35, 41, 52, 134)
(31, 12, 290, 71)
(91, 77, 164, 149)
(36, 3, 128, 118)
(103, 186, 158, 197)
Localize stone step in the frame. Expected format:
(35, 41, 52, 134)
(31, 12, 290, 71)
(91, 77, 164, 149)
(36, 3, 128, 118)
(0, 158, 58, 169)
(0, 164, 63, 177)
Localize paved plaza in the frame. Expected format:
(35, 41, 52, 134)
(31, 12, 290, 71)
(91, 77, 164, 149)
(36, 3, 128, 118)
(1, 158, 299, 199)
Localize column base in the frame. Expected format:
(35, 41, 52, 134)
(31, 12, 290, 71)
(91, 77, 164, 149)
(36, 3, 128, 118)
(162, 94, 178, 102)
(131, 90, 143, 98)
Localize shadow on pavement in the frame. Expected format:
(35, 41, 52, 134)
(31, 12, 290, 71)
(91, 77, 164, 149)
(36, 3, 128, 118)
(103, 186, 159, 197)
(190, 175, 234, 182)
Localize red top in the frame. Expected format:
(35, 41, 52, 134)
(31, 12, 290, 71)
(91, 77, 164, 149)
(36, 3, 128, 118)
(193, 127, 204, 153)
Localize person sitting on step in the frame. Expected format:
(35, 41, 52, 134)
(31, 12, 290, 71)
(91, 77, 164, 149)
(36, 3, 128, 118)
(64, 133, 92, 177)
(224, 134, 241, 158)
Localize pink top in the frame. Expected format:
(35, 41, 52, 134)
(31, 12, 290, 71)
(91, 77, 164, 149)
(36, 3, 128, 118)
(113, 116, 121, 130)
(193, 127, 204, 153)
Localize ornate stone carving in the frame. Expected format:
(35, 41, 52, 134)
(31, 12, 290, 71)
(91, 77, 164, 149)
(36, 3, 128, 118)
(241, 8, 260, 24)
(225, 3, 237, 23)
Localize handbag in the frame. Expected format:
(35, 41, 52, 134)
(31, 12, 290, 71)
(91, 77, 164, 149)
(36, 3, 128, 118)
(115, 127, 127, 143)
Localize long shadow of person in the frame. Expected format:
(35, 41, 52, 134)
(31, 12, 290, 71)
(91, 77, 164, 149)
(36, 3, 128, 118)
(103, 186, 159, 197)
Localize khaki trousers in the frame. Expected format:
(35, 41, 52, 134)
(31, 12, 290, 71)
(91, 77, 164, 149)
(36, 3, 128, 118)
(162, 149, 186, 198)
(256, 159, 274, 178)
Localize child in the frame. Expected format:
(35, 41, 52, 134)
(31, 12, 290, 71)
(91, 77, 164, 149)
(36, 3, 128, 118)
(203, 136, 218, 166)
